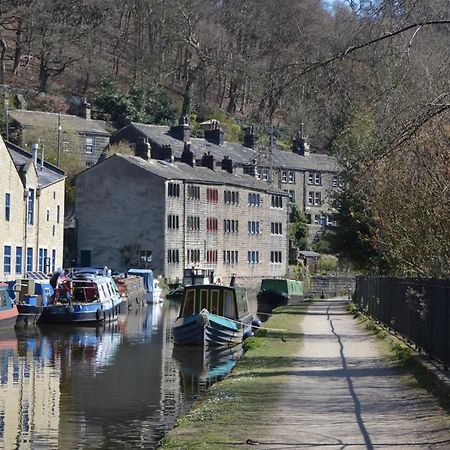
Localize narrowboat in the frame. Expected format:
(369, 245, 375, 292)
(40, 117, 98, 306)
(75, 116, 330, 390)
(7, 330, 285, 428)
(127, 269, 163, 303)
(173, 284, 255, 346)
(0, 282, 18, 329)
(38, 274, 123, 324)
(257, 278, 304, 307)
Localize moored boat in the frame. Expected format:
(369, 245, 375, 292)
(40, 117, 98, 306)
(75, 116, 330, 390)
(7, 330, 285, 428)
(0, 282, 19, 329)
(166, 267, 215, 300)
(173, 284, 256, 346)
(38, 274, 123, 324)
(257, 278, 304, 309)
(127, 269, 163, 303)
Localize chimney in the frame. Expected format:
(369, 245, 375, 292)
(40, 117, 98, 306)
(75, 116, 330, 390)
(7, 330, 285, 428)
(135, 137, 150, 160)
(292, 123, 309, 156)
(82, 98, 91, 121)
(181, 141, 195, 167)
(40, 143, 45, 170)
(243, 159, 258, 177)
(161, 144, 174, 163)
(201, 152, 215, 170)
(31, 143, 38, 166)
(221, 155, 233, 174)
(169, 116, 191, 142)
(244, 125, 256, 148)
(204, 120, 224, 146)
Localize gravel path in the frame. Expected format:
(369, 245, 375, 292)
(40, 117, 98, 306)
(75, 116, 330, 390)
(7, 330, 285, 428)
(255, 298, 450, 449)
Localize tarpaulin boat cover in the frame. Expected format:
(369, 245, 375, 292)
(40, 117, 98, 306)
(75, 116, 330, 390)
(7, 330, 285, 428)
(259, 279, 304, 296)
(127, 269, 154, 293)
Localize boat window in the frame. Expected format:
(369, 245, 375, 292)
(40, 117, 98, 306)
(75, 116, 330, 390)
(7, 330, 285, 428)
(0, 288, 7, 307)
(200, 289, 209, 311)
(182, 289, 195, 316)
(211, 290, 219, 314)
(223, 290, 236, 319)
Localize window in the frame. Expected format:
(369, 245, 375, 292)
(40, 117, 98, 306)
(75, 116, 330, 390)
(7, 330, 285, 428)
(187, 185, 200, 200)
(3, 246, 11, 274)
(46, 209, 50, 222)
(187, 216, 200, 231)
(85, 137, 94, 153)
(248, 221, 260, 234)
(223, 219, 239, 233)
(247, 250, 260, 264)
(167, 249, 180, 263)
(15, 247, 22, 274)
(27, 189, 34, 225)
(271, 222, 282, 235)
(224, 190, 239, 205)
(281, 171, 288, 183)
(270, 251, 282, 263)
(223, 250, 239, 264)
(5, 193, 10, 221)
(38, 248, 48, 272)
(51, 249, 56, 272)
(248, 192, 261, 207)
(52, 225, 55, 237)
(168, 182, 180, 197)
(206, 250, 218, 264)
(308, 172, 322, 186)
(288, 171, 295, 183)
(26, 248, 33, 272)
(187, 249, 201, 264)
(139, 250, 152, 267)
(167, 214, 180, 230)
(206, 217, 218, 232)
(288, 190, 296, 203)
(271, 195, 283, 208)
(207, 187, 218, 203)
(262, 169, 269, 181)
(308, 192, 322, 206)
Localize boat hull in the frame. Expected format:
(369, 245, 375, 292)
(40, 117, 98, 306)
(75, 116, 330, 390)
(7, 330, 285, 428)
(0, 305, 19, 330)
(173, 313, 252, 347)
(16, 304, 45, 323)
(38, 299, 123, 324)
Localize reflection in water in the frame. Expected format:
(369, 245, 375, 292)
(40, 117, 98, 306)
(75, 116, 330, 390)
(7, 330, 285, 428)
(0, 295, 258, 449)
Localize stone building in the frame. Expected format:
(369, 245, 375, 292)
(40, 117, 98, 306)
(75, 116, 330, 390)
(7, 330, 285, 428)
(76, 152, 289, 285)
(8, 106, 110, 169)
(0, 136, 65, 280)
(110, 120, 339, 240)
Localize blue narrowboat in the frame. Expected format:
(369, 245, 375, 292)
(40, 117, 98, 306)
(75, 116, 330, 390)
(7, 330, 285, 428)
(173, 284, 254, 346)
(0, 282, 18, 329)
(39, 274, 123, 324)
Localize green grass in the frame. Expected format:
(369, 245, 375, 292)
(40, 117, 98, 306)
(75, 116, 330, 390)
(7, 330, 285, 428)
(158, 302, 311, 449)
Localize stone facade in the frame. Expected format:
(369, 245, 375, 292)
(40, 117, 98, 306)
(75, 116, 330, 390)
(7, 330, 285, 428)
(76, 155, 289, 284)
(0, 137, 65, 280)
(111, 122, 339, 243)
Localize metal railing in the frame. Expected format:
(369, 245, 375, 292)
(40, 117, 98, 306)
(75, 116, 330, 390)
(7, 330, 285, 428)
(354, 276, 450, 368)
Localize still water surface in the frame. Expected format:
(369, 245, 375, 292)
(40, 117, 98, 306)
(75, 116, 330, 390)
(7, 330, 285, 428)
(0, 296, 258, 449)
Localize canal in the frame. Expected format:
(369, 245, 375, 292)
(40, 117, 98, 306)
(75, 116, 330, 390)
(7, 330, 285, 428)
(0, 294, 259, 449)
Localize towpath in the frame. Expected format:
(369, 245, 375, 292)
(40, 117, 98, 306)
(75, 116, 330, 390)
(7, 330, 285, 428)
(254, 298, 450, 449)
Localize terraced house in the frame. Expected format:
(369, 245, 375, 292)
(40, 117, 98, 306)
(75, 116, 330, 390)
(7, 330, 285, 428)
(76, 150, 289, 285)
(0, 135, 65, 281)
(111, 119, 339, 240)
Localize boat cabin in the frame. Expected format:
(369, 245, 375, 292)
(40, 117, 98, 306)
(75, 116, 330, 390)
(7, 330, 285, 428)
(183, 267, 215, 287)
(70, 276, 119, 303)
(180, 285, 249, 320)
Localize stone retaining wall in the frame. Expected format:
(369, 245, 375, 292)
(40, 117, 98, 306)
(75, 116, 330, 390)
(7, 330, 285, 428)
(307, 275, 355, 298)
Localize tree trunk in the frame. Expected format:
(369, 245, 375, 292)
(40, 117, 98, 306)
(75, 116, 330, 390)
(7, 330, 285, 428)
(181, 74, 194, 118)
(13, 20, 23, 75)
(39, 56, 49, 92)
(0, 36, 6, 85)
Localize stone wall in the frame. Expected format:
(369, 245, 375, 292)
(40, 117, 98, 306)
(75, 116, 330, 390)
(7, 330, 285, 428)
(307, 275, 356, 298)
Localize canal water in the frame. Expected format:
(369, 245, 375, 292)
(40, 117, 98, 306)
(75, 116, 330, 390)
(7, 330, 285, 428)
(0, 294, 259, 449)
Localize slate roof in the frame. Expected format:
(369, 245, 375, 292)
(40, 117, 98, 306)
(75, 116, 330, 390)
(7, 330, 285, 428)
(5, 140, 65, 188)
(9, 109, 110, 136)
(123, 123, 338, 173)
(111, 154, 288, 195)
